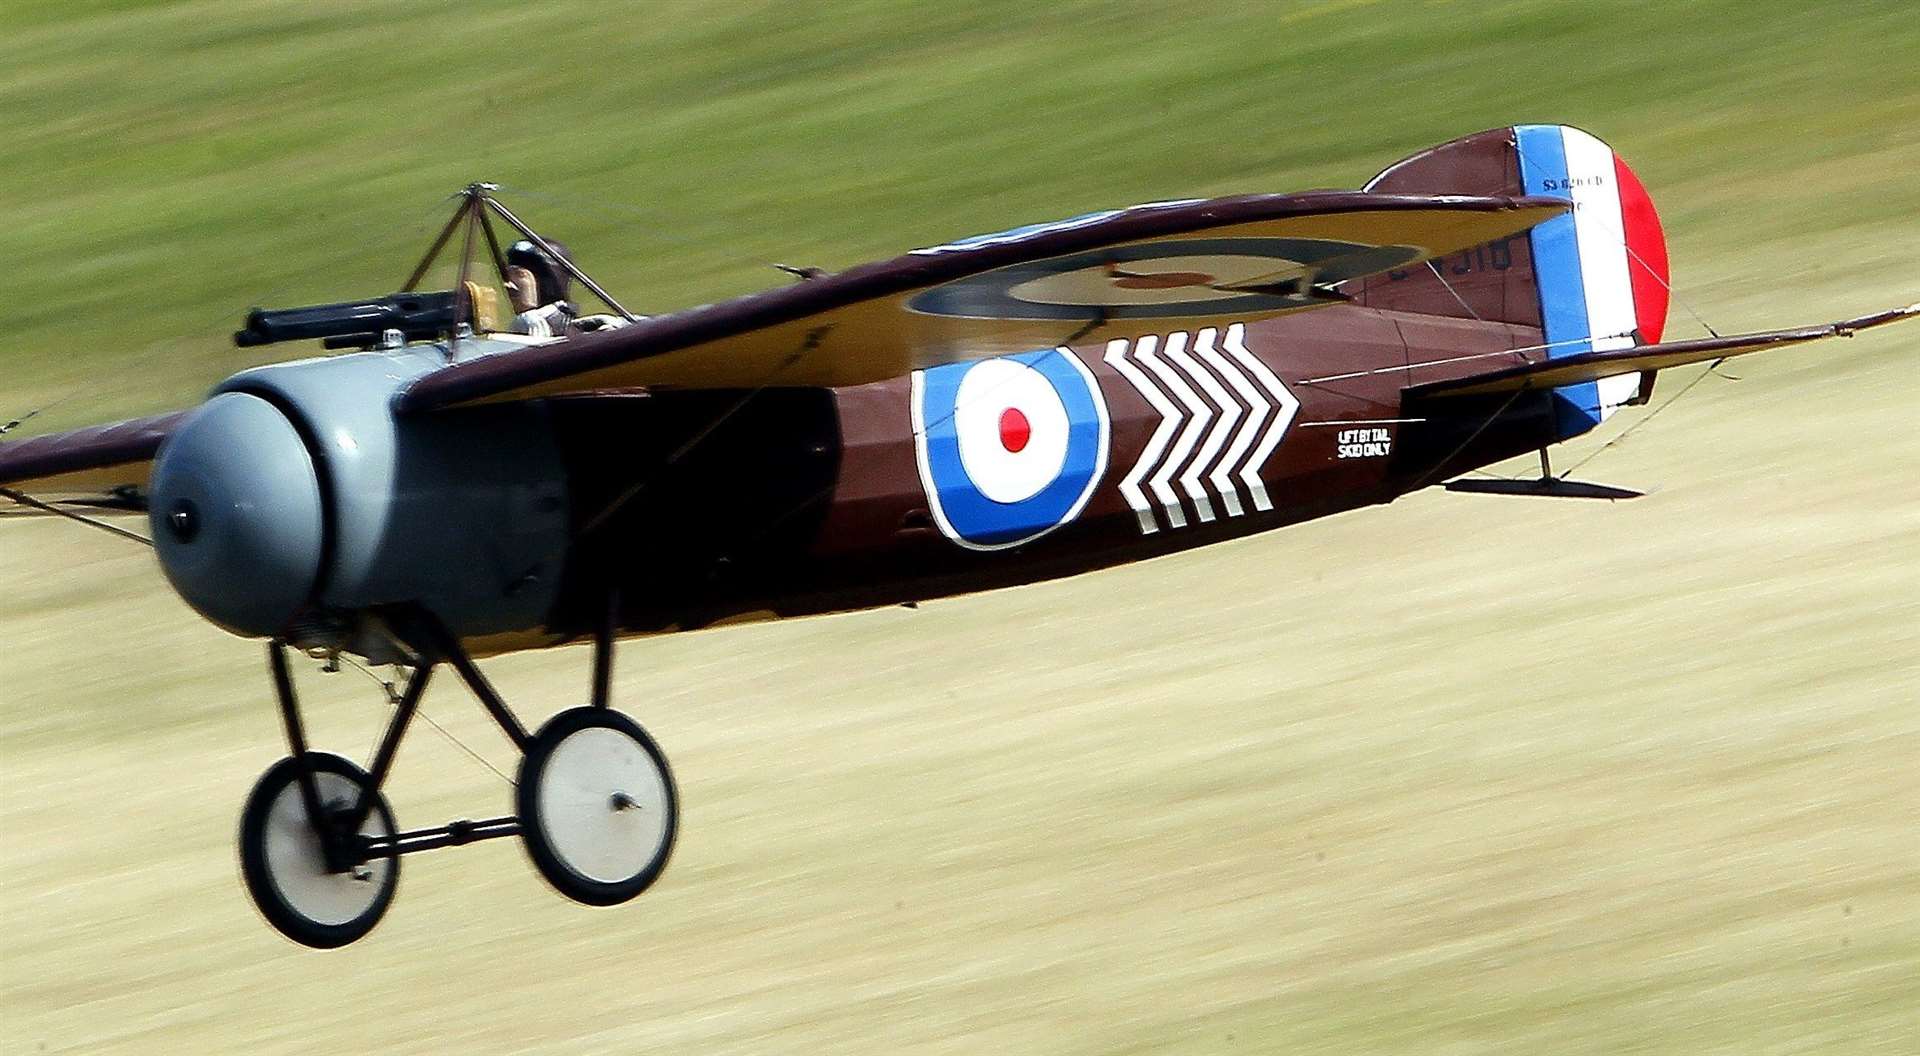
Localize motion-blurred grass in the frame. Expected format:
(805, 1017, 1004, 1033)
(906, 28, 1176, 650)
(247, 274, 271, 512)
(2, 2, 1917, 1054)
(3, 0, 1917, 428)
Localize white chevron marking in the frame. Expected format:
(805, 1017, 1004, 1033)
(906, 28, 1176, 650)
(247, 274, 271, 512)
(1190, 324, 1267, 518)
(1103, 322, 1299, 534)
(1165, 328, 1238, 522)
(1127, 335, 1188, 529)
(1102, 337, 1181, 534)
(1138, 330, 1215, 522)
(1222, 322, 1298, 511)
(1185, 328, 1247, 518)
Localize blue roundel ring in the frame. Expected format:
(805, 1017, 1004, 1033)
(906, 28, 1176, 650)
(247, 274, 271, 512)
(911, 348, 1111, 551)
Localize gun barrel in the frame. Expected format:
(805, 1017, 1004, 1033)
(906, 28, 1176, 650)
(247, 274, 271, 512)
(233, 291, 460, 348)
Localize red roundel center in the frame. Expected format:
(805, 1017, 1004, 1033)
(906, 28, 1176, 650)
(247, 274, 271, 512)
(998, 407, 1031, 453)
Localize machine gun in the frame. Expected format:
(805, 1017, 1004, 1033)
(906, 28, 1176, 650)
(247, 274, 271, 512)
(231, 184, 633, 355)
(232, 290, 472, 350)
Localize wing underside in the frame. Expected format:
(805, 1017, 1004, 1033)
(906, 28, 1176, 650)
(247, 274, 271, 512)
(0, 411, 184, 500)
(1405, 305, 1918, 400)
(397, 191, 1569, 412)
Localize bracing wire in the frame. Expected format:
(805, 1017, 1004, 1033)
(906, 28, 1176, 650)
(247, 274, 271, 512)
(1624, 242, 1720, 339)
(0, 488, 153, 546)
(489, 182, 715, 247)
(1426, 259, 1487, 323)
(575, 306, 1113, 540)
(1556, 359, 1722, 480)
(576, 329, 823, 538)
(490, 181, 798, 278)
(1506, 134, 1724, 341)
(1408, 386, 1529, 493)
(1431, 133, 1734, 482)
(335, 653, 515, 787)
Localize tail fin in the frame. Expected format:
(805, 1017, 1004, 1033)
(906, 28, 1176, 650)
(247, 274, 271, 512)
(1352, 125, 1671, 439)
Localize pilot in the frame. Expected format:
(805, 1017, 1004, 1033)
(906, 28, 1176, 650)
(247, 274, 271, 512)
(504, 238, 575, 338)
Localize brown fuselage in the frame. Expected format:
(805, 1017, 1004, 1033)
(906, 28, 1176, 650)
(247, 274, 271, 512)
(544, 305, 1557, 638)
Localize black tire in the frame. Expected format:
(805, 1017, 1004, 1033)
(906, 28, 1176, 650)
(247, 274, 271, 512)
(238, 752, 398, 949)
(516, 707, 678, 906)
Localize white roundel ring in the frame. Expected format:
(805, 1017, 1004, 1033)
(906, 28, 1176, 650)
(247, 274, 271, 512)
(951, 358, 1072, 504)
(911, 347, 1111, 551)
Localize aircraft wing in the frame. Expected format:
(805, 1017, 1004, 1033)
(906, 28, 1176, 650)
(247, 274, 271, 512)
(1405, 304, 1919, 400)
(0, 410, 186, 499)
(397, 191, 1567, 412)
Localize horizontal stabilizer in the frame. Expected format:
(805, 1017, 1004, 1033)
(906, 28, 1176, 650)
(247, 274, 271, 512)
(1407, 303, 1918, 400)
(1445, 477, 1644, 500)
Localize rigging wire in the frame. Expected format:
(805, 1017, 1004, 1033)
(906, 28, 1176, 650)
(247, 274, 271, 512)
(1506, 134, 1724, 341)
(1626, 242, 1720, 339)
(2, 392, 81, 438)
(1407, 387, 1530, 493)
(492, 181, 778, 257)
(491, 179, 955, 300)
(572, 301, 1108, 541)
(576, 330, 821, 538)
(335, 652, 516, 787)
(1555, 359, 1723, 480)
(0, 327, 209, 436)
(1426, 259, 1487, 323)
(0, 488, 153, 547)
(490, 181, 697, 234)
(1464, 359, 1727, 483)
(489, 181, 801, 281)
(1417, 134, 1733, 482)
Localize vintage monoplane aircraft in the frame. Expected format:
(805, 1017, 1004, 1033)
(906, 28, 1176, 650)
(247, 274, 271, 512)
(2, 124, 1911, 947)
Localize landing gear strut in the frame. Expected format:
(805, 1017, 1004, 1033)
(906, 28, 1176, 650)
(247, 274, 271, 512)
(236, 604, 677, 948)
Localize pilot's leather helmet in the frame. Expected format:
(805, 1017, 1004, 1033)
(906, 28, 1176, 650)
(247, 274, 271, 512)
(506, 238, 573, 305)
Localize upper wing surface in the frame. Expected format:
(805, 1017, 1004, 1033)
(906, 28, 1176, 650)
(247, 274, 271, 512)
(398, 191, 1568, 412)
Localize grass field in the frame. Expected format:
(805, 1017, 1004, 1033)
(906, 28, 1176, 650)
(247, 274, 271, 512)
(3, 2, 1917, 1053)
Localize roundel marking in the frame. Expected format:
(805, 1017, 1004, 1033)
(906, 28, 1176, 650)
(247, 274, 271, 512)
(911, 348, 1111, 551)
(998, 408, 1031, 453)
(952, 358, 1072, 505)
(906, 237, 1422, 321)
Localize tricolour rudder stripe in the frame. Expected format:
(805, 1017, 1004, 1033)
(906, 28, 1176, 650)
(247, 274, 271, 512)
(1513, 124, 1669, 440)
(1513, 125, 1597, 438)
(1613, 156, 1669, 344)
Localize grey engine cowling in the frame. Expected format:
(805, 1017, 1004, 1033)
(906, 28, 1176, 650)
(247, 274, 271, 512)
(146, 345, 569, 649)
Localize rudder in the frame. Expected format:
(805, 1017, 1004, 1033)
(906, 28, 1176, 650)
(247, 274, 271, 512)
(1352, 125, 1671, 439)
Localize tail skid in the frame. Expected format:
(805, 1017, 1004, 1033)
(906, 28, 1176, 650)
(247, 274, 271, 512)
(1445, 477, 1645, 501)
(1445, 447, 1645, 502)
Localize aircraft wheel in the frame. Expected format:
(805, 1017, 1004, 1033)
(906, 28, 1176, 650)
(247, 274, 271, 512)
(517, 706, 677, 906)
(238, 752, 398, 949)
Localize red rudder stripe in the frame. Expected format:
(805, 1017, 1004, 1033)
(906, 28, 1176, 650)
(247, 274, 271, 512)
(1614, 154, 1669, 344)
